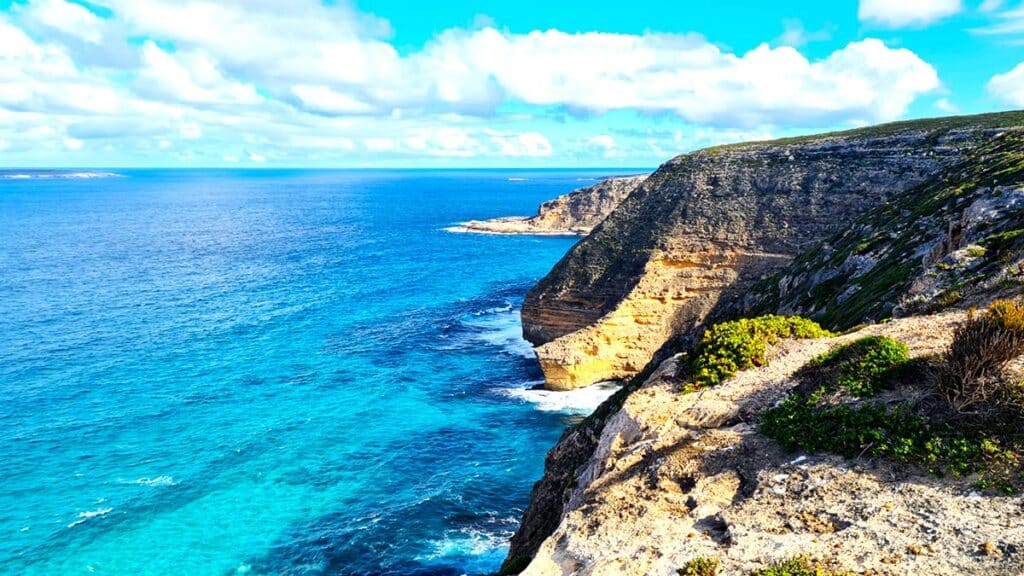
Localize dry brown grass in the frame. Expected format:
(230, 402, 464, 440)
(940, 300, 1024, 414)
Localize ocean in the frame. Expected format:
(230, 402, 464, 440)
(0, 169, 628, 575)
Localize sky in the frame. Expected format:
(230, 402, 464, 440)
(0, 0, 1023, 168)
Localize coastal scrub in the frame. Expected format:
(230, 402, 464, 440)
(688, 315, 833, 390)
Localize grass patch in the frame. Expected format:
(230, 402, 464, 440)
(761, 398, 997, 478)
(748, 556, 853, 576)
(984, 228, 1024, 263)
(798, 336, 910, 398)
(762, 308, 1024, 492)
(678, 556, 720, 576)
(688, 316, 833, 390)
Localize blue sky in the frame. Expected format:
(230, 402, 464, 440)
(0, 0, 1022, 167)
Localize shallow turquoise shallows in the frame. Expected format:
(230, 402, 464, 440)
(0, 169, 625, 575)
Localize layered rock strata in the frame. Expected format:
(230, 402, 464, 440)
(523, 113, 1024, 390)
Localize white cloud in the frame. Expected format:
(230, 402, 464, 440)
(858, 0, 962, 27)
(409, 31, 939, 127)
(21, 0, 105, 44)
(587, 135, 619, 158)
(488, 130, 553, 157)
(974, 4, 1024, 36)
(136, 41, 261, 105)
(775, 19, 833, 47)
(988, 62, 1024, 105)
(980, 0, 1006, 13)
(179, 122, 203, 140)
(0, 1, 947, 165)
(935, 98, 960, 113)
(291, 85, 377, 115)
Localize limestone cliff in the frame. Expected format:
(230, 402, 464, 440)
(458, 175, 646, 236)
(523, 112, 1024, 390)
(502, 112, 1024, 574)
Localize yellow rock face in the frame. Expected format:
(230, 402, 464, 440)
(534, 247, 793, 390)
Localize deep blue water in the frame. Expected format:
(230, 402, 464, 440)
(0, 169, 624, 575)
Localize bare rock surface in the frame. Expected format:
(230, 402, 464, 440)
(512, 312, 1024, 576)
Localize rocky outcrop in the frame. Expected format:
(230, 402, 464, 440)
(523, 112, 1024, 390)
(742, 127, 1024, 327)
(457, 175, 646, 236)
(507, 312, 1024, 576)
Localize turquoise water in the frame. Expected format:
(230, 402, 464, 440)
(0, 170, 620, 575)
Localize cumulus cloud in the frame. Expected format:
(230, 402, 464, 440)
(974, 4, 1024, 36)
(0, 0, 946, 164)
(20, 0, 106, 44)
(858, 0, 962, 27)
(136, 42, 262, 105)
(988, 62, 1024, 105)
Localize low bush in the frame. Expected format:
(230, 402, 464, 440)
(689, 316, 833, 389)
(940, 300, 1024, 414)
(678, 556, 720, 576)
(748, 556, 852, 576)
(761, 397, 998, 478)
(797, 336, 910, 398)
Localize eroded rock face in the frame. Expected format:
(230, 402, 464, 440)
(458, 175, 647, 236)
(523, 115, 1024, 390)
(509, 312, 1024, 576)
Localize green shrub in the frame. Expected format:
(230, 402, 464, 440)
(690, 316, 833, 389)
(748, 556, 852, 576)
(799, 336, 910, 398)
(940, 300, 1024, 414)
(966, 245, 988, 258)
(761, 394, 1006, 480)
(678, 556, 720, 576)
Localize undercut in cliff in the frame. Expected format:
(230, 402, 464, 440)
(522, 111, 1024, 390)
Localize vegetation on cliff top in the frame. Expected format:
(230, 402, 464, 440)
(711, 110, 1024, 152)
(748, 128, 1024, 330)
(763, 301, 1024, 493)
(679, 555, 854, 576)
(796, 336, 910, 398)
(687, 315, 832, 390)
(678, 556, 720, 576)
(748, 556, 853, 576)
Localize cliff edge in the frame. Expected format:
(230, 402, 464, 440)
(522, 112, 1024, 390)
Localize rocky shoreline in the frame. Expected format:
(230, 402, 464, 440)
(452, 175, 647, 236)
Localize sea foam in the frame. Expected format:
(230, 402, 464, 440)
(502, 381, 621, 414)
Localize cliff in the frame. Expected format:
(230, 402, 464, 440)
(522, 112, 1024, 390)
(458, 175, 647, 236)
(503, 111, 1024, 574)
(510, 311, 1024, 575)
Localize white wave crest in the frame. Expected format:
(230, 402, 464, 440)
(0, 171, 121, 180)
(502, 381, 621, 414)
(67, 507, 113, 528)
(419, 526, 511, 563)
(122, 475, 176, 487)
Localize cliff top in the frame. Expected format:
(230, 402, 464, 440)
(703, 109, 1024, 153)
